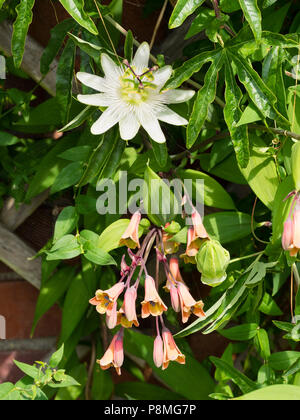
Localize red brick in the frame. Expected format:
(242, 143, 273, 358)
(0, 280, 61, 340)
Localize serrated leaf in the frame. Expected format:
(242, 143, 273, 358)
(228, 49, 289, 127)
(40, 19, 76, 75)
(238, 0, 262, 40)
(56, 39, 76, 124)
(169, 0, 206, 29)
(187, 52, 224, 148)
(165, 49, 220, 90)
(12, 0, 35, 68)
(224, 52, 249, 168)
(59, 0, 98, 35)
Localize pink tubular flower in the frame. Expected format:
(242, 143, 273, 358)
(119, 211, 141, 249)
(177, 282, 206, 324)
(141, 276, 168, 318)
(106, 302, 118, 329)
(180, 211, 210, 264)
(153, 335, 164, 368)
(282, 217, 294, 252)
(162, 328, 185, 370)
(191, 210, 209, 241)
(124, 286, 138, 322)
(282, 200, 300, 257)
(89, 282, 125, 315)
(97, 330, 124, 376)
(117, 287, 139, 328)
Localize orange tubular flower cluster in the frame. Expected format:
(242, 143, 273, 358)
(90, 211, 207, 375)
(180, 210, 210, 264)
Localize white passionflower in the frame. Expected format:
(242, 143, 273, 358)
(76, 42, 195, 144)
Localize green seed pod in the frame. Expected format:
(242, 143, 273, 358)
(196, 239, 230, 287)
(292, 141, 300, 192)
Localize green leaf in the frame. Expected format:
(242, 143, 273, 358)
(218, 323, 258, 341)
(58, 146, 92, 162)
(26, 134, 76, 200)
(59, 0, 98, 35)
(238, 0, 262, 40)
(262, 46, 287, 118)
(204, 212, 252, 243)
(187, 52, 224, 148)
(124, 29, 134, 62)
(81, 231, 117, 266)
(55, 365, 86, 399)
(0, 132, 20, 146)
(54, 207, 79, 242)
(254, 328, 271, 360)
(143, 166, 179, 226)
(268, 351, 300, 371)
(98, 219, 130, 252)
(40, 19, 76, 75)
(49, 345, 65, 368)
(185, 8, 215, 40)
(236, 103, 262, 126)
(220, 0, 240, 12)
(14, 361, 39, 379)
(165, 49, 220, 90)
(238, 135, 279, 210)
(78, 128, 119, 187)
(12, 0, 35, 68)
(210, 357, 258, 394)
(125, 329, 214, 400)
(176, 269, 252, 337)
(56, 39, 76, 124)
(59, 261, 97, 344)
(91, 341, 113, 400)
(150, 139, 168, 169)
(228, 50, 289, 127)
(177, 169, 235, 210)
(47, 235, 82, 261)
(169, 0, 205, 29)
(60, 106, 96, 132)
(51, 161, 84, 194)
(271, 176, 294, 242)
(68, 32, 103, 63)
(172, 212, 252, 244)
(0, 383, 16, 400)
(224, 52, 249, 168)
(258, 292, 283, 316)
(115, 382, 183, 401)
(234, 385, 300, 400)
(32, 267, 75, 336)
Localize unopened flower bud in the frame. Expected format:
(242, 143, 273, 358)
(153, 335, 164, 368)
(196, 240, 230, 287)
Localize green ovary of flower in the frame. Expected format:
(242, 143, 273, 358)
(120, 69, 156, 106)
